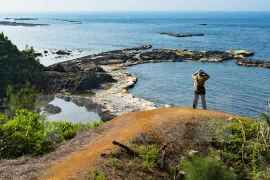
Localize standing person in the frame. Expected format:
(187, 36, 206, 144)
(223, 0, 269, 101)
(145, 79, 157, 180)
(192, 70, 210, 109)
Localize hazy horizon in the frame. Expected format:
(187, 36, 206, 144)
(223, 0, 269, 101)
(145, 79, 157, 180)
(1, 0, 269, 12)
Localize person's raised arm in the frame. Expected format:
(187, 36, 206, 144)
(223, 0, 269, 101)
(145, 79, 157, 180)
(204, 72, 210, 80)
(192, 70, 200, 79)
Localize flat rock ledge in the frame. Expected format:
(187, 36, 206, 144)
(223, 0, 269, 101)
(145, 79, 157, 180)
(55, 66, 156, 121)
(45, 45, 264, 121)
(236, 59, 270, 68)
(160, 32, 204, 37)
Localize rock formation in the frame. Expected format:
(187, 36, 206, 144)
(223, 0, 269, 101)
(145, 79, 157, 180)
(160, 32, 204, 37)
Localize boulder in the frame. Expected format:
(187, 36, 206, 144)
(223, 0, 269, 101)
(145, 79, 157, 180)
(56, 50, 71, 55)
(45, 104, 61, 114)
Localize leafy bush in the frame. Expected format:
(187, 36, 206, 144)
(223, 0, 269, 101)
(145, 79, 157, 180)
(181, 155, 236, 180)
(0, 109, 102, 158)
(0, 109, 49, 158)
(76, 121, 103, 130)
(211, 117, 270, 179)
(138, 144, 161, 168)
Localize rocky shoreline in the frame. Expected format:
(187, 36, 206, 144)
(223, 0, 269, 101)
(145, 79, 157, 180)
(44, 45, 268, 121)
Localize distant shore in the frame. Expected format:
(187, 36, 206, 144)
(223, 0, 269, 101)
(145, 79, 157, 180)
(0, 21, 49, 27)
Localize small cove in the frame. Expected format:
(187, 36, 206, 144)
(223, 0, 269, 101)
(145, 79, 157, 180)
(126, 60, 270, 118)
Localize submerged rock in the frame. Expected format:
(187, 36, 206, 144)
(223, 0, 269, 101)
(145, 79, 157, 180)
(160, 32, 204, 37)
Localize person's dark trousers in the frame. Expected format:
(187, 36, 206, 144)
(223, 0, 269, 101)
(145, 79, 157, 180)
(193, 91, 207, 110)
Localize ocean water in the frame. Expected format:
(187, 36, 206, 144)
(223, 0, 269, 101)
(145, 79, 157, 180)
(0, 11, 269, 119)
(1, 12, 270, 62)
(127, 61, 270, 118)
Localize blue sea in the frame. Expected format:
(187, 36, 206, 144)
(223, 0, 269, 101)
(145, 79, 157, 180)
(0, 11, 269, 119)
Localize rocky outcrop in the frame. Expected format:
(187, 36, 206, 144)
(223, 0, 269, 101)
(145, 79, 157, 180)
(69, 21, 82, 23)
(44, 62, 116, 93)
(124, 45, 152, 51)
(236, 59, 270, 68)
(5, 18, 38, 20)
(226, 50, 254, 58)
(45, 104, 61, 114)
(139, 49, 252, 63)
(160, 32, 204, 37)
(14, 18, 38, 20)
(44, 45, 265, 122)
(0, 21, 49, 27)
(45, 46, 257, 94)
(52, 19, 83, 23)
(56, 50, 71, 55)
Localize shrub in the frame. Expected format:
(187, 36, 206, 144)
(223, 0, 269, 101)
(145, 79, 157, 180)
(211, 117, 270, 179)
(92, 169, 106, 180)
(181, 155, 236, 180)
(76, 121, 103, 130)
(0, 109, 49, 158)
(138, 144, 161, 168)
(0, 109, 102, 158)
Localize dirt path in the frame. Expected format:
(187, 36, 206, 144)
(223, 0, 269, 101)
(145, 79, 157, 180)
(41, 108, 241, 179)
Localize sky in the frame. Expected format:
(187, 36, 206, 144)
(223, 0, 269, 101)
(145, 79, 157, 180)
(0, 0, 269, 12)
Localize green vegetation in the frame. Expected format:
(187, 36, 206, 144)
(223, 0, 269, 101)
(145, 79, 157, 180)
(92, 169, 106, 180)
(0, 109, 102, 158)
(210, 117, 270, 179)
(91, 114, 270, 180)
(181, 155, 236, 180)
(138, 144, 162, 168)
(0, 33, 46, 99)
(3, 82, 37, 117)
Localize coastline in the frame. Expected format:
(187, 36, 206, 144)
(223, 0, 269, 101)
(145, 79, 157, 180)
(42, 46, 268, 121)
(54, 63, 156, 121)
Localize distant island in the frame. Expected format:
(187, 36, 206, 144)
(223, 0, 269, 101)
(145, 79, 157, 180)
(53, 19, 83, 23)
(5, 18, 38, 20)
(160, 32, 204, 37)
(0, 21, 49, 27)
